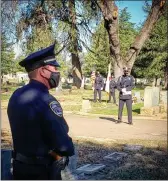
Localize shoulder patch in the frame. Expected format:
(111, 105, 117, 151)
(49, 101, 63, 117)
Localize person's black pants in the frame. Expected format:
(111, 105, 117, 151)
(94, 89, 101, 101)
(109, 91, 116, 103)
(118, 99, 132, 123)
(13, 160, 62, 180)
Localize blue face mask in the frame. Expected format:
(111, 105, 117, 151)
(45, 68, 60, 88)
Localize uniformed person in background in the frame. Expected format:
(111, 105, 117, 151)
(7, 43, 74, 180)
(116, 67, 135, 125)
(108, 74, 117, 105)
(93, 71, 104, 102)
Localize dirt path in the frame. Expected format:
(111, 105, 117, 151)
(1, 109, 167, 141)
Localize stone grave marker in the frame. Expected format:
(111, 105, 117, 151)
(76, 164, 105, 174)
(144, 87, 160, 108)
(81, 100, 91, 113)
(123, 144, 143, 152)
(152, 87, 160, 106)
(103, 152, 128, 162)
(160, 91, 167, 104)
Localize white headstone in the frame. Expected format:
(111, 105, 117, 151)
(81, 100, 91, 113)
(144, 87, 160, 108)
(152, 87, 160, 106)
(160, 91, 167, 104)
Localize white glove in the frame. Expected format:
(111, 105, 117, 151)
(101, 87, 103, 90)
(122, 88, 126, 93)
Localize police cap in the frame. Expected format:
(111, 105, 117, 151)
(123, 67, 130, 71)
(19, 43, 60, 72)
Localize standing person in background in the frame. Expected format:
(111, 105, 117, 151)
(94, 71, 104, 102)
(117, 67, 135, 125)
(108, 74, 117, 105)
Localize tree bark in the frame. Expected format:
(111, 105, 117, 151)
(97, 0, 166, 78)
(69, 0, 82, 88)
(97, 0, 123, 79)
(125, 0, 165, 69)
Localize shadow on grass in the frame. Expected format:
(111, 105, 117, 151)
(83, 98, 108, 103)
(132, 108, 140, 114)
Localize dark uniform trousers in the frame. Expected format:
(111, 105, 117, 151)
(117, 75, 135, 123)
(109, 91, 116, 103)
(94, 76, 104, 102)
(109, 80, 117, 103)
(118, 99, 132, 123)
(94, 89, 101, 102)
(13, 160, 58, 180)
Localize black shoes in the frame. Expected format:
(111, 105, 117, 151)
(128, 122, 133, 125)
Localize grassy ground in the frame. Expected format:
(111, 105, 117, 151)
(2, 128, 167, 180)
(1, 85, 144, 115)
(74, 138, 168, 180)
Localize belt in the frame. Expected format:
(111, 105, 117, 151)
(13, 152, 52, 165)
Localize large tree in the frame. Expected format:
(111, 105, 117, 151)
(93, 0, 167, 78)
(1, 34, 15, 82)
(133, 12, 167, 88)
(84, 7, 138, 77)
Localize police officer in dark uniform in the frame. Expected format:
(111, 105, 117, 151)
(94, 71, 104, 102)
(7, 43, 74, 180)
(108, 74, 117, 105)
(116, 67, 135, 125)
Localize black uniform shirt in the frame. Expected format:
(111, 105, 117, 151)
(109, 80, 117, 92)
(7, 80, 74, 157)
(94, 76, 104, 90)
(117, 75, 135, 99)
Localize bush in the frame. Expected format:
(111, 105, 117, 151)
(84, 84, 92, 90)
(62, 83, 72, 89)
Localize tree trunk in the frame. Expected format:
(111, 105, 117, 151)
(1, 75, 4, 84)
(72, 53, 82, 88)
(97, 1, 123, 79)
(69, 0, 82, 88)
(97, 0, 166, 77)
(125, 0, 165, 69)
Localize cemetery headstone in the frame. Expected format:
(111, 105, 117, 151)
(144, 87, 160, 108)
(123, 144, 143, 151)
(160, 91, 167, 104)
(103, 152, 128, 162)
(76, 164, 105, 174)
(81, 100, 91, 113)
